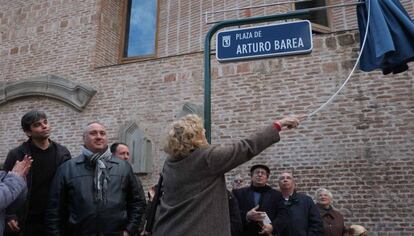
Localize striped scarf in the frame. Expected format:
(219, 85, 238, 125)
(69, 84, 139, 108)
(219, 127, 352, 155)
(81, 146, 112, 204)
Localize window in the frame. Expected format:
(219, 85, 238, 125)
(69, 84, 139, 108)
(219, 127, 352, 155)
(294, 0, 330, 33)
(122, 0, 158, 60)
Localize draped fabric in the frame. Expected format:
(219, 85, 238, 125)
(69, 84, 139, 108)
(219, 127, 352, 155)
(357, 0, 414, 74)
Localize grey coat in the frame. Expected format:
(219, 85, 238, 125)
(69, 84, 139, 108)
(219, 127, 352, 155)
(152, 125, 280, 236)
(0, 171, 27, 236)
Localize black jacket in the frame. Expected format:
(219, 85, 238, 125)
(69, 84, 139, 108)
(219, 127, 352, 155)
(278, 191, 324, 236)
(228, 190, 243, 236)
(3, 139, 71, 234)
(45, 154, 147, 236)
(232, 185, 287, 236)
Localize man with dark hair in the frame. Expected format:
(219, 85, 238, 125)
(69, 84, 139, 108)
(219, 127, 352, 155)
(232, 164, 287, 236)
(46, 122, 146, 236)
(110, 142, 130, 161)
(277, 172, 323, 236)
(3, 110, 71, 236)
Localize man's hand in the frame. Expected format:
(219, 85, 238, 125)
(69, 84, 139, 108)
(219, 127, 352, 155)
(246, 205, 266, 222)
(259, 223, 273, 235)
(123, 230, 130, 236)
(7, 219, 20, 232)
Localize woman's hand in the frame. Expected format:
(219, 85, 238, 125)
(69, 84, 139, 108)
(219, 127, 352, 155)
(10, 155, 32, 178)
(277, 115, 306, 130)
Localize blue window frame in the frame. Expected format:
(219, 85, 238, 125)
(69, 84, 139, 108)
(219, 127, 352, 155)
(123, 0, 158, 58)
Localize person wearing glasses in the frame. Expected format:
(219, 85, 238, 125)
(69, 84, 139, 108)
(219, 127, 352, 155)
(232, 164, 286, 236)
(277, 172, 323, 236)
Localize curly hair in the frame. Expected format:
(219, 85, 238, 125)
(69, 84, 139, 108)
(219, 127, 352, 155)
(164, 114, 209, 158)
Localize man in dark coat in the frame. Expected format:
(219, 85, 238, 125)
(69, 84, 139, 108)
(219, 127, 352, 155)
(232, 164, 287, 236)
(45, 122, 146, 236)
(277, 172, 323, 236)
(3, 110, 71, 236)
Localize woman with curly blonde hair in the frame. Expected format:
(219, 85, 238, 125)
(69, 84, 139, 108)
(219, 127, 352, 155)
(163, 114, 209, 158)
(152, 114, 301, 236)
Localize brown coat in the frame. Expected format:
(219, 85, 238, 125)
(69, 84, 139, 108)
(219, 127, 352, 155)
(152, 125, 280, 236)
(317, 204, 346, 236)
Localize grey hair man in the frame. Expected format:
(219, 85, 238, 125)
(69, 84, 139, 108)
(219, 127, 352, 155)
(45, 122, 146, 236)
(277, 172, 323, 236)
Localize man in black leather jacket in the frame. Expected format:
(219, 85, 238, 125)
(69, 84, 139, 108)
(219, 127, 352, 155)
(45, 122, 146, 236)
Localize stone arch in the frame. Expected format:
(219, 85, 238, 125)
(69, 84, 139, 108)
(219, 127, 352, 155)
(0, 75, 96, 111)
(119, 122, 152, 174)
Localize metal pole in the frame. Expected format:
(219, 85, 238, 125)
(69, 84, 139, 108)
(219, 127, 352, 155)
(206, 1, 364, 24)
(204, 0, 312, 22)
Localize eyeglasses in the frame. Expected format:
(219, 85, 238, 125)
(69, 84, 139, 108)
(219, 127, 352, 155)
(278, 176, 293, 181)
(253, 170, 268, 175)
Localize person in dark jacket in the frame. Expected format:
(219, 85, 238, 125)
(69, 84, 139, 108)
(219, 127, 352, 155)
(111, 142, 147, 234)
(228, 190, 243, 236)
(277, 172, 323, 236)
(45, 122, 146, 236)
(3, 110, 71, 236)
(232, 164, 287, 236)
(315, 188, 346, 236)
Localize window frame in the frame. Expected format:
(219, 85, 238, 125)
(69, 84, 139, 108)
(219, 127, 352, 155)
(119, 0, 160, 63)
(292, 0, 332, 33)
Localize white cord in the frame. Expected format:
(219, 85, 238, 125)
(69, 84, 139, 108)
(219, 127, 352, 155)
(306, 0, 371, 119)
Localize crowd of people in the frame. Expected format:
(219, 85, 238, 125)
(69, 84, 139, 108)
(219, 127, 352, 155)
(0, 110, 368, 236)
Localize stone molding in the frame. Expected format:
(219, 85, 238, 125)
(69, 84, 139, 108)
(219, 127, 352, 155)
(119, 121, 153, 174)
(0, 75, 96, 111)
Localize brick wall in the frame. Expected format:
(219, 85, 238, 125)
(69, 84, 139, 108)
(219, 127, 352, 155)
(1, 0, 414, 234)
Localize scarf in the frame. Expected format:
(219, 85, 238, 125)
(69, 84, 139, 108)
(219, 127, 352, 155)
(81, 146, 112, 204)
(250, 184, 271, 209)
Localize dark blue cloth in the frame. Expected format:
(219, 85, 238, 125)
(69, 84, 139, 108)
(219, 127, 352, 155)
(357, 0, 414, 74)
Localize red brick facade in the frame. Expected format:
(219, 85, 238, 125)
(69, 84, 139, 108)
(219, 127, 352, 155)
(1, 0, 413, 234)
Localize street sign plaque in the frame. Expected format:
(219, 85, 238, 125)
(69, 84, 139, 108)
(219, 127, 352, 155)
(216, 20, 313, 62)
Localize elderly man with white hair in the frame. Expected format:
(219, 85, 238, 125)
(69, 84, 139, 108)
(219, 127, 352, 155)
(315, 188, 346, 236)
(277, 172, 323, 236)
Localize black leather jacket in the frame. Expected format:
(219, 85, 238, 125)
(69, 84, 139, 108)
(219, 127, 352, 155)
(45, 154, 147, 236)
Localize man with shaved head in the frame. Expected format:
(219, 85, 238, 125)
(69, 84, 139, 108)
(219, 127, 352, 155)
(45, 122, 146, 236)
